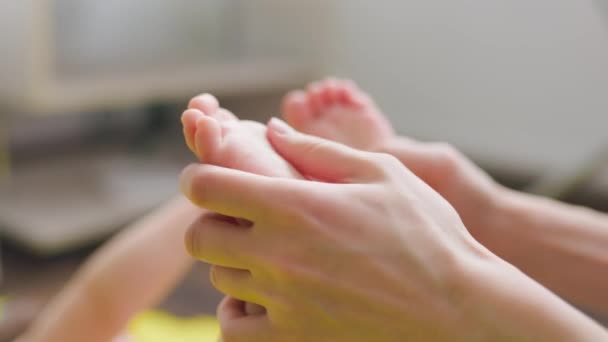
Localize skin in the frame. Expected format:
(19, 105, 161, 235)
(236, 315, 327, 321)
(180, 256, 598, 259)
(24, 79, 608, 340)
(20, 196, 199, 342)
(281, 78, 394, 151)
(183, 94, 307, 315)
(20, 93, 242, 341)
(283, 79, 608, 317)
(481, 188, 608, 317)
(22, 94, 300, 341)
(281, 79, 496, 250)
(180, 119, 608, 341)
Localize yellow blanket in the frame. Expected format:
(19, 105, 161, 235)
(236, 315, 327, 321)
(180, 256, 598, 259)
(128, 311, 220, 342)
(0, 298, 220, 342)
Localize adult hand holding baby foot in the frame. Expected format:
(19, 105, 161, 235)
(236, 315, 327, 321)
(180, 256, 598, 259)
(282, 79, 608, 317)
(281, 78, 498, 247)
(181, 93, 307, 316)
(180, 119, 605, 341)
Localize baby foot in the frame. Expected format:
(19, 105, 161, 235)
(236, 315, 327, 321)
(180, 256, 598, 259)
(182, 94, 302, 316)
(182, 93, 300, 179)
(282, 78, 394, 151)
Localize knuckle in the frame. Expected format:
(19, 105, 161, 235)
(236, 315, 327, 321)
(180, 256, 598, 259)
(284, 188, 327, 220)
(264, 254, 303, 285)
(209, 265, 220, 288)
(185, 214, 219, 259)
(300, 139, 329, 156)
(383, 153, 404, 170)
(371, 152, 404, 176)
(210, 267, 251, 298)
(433, 142, 458, 156)
(188, 168, 212, 206)
(431, 142, 461, 170)
(185, 221, 204, 258)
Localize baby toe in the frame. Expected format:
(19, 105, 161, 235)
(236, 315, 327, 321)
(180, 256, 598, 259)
(306, 82, 324, 116)
(189, 93, 220, 115)
(320, 78, 340, 106)
(282, 90, 314, 129)
(194, 115, 222, 162)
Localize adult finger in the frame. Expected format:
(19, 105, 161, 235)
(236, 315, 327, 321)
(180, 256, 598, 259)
(185, 212, 257, 268)
(180, 164, 308, 221)
(209, 266, 269, 307)
(217, 296, 274, 342)
(266, 118, 384, 183)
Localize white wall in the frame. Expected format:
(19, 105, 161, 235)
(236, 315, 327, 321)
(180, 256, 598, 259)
(54, 0, 229, 76)
(325, 0, 608, 172)
(0, 1, 29, 104)
(0, 1, 329, 113)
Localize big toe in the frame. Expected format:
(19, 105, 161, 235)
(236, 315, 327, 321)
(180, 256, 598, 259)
(189, 93, 237, 123)
(282, 90, 314, 130)
(189, 93, 220, 115)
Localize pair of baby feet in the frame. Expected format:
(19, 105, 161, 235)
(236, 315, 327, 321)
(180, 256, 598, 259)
(181, 79, 395, 315)
(181, 78, 394, 179)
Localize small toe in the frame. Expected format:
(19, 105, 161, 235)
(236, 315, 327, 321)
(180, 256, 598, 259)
(189, 93, 220, 115)
(182, 109, 205, 154)
(213, 108, 238, 122)
(338, 80, 368, 108)
(336, 81, 352, 104)
(194, 115, 222, 163)
(282, 90, 314, 129)
(306, 82, 324, 116)
(320, 78, 340, 106)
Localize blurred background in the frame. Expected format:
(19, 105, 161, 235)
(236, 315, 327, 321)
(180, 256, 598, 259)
(1, 0, 607, 338)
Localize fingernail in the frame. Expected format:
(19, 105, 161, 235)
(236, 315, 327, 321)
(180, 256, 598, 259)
(179, 164, 198, 197)
(269, 117, 293, 135)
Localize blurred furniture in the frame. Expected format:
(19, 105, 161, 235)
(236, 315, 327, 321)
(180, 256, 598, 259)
(0, 0, 330, 253)
(0, 0, 328, 114)
(0, 92, 284, 255)
(0, 149, 183, 255)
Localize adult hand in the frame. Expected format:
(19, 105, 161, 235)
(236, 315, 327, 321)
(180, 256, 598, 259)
(373, 137, 501, 243)
(180, 119, 606, 341)
(378, 138, 608, 317)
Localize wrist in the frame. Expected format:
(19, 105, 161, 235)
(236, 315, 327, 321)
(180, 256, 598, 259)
(452, 248, 607, 341)
(465, 185, 516, 254)
(476, 187, 550, 264)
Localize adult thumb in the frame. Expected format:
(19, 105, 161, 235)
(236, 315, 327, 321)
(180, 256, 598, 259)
(266, 118, 380, 182)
